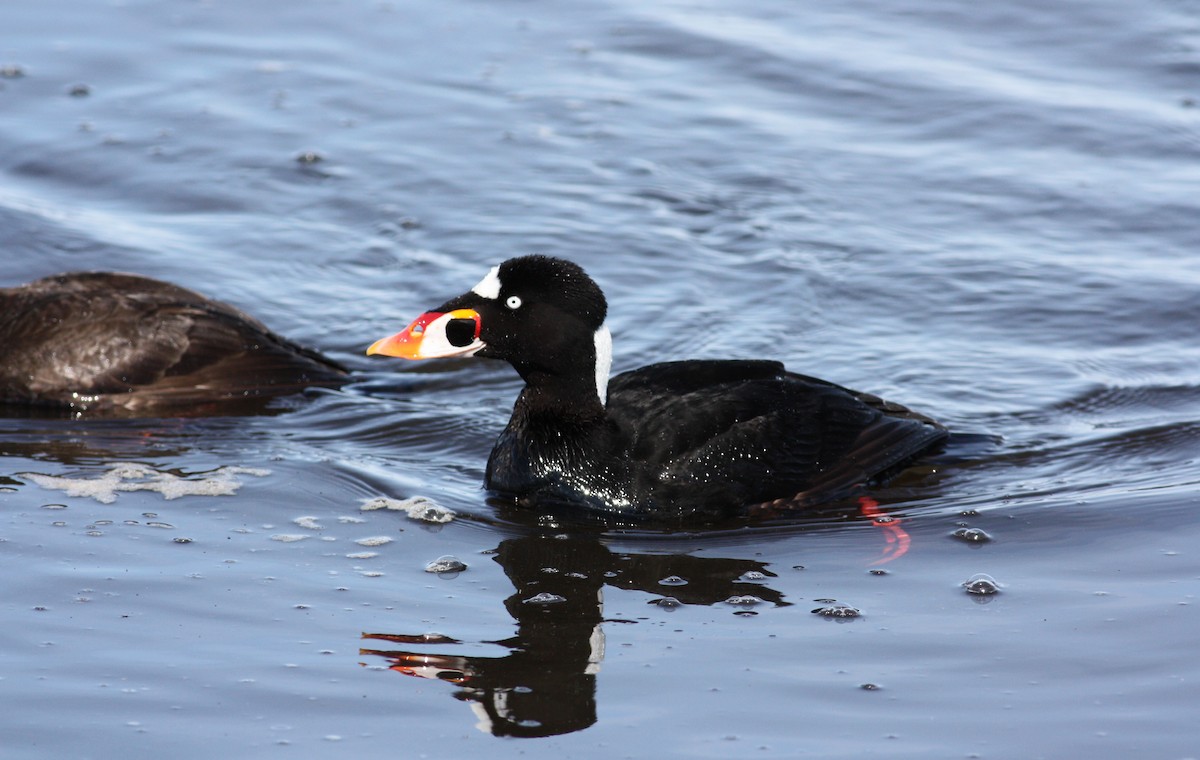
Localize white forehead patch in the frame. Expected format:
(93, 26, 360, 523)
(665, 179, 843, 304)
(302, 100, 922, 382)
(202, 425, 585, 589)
(470, 265, 502, 300)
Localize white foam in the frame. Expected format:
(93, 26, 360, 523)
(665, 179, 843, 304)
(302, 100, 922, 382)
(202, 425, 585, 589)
(360, 495, 456, 523)
(354, 535, 395, 547)
(21, 464, 270, 504)
(294, 516, 322, 531)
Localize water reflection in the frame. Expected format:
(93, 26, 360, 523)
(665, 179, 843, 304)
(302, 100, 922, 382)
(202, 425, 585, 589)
(360, 533, 790, 738)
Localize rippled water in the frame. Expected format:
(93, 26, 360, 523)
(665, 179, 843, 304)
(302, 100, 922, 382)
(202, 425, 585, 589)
(3, 1, 1199, 757)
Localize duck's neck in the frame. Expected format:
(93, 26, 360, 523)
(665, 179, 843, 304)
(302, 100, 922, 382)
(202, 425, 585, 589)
(511, 324, 612, 424)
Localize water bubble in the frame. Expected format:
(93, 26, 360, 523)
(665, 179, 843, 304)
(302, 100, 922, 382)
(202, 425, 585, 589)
(811, 601, 861, 619)
(868, 568, 889, 576)
(1, 64, 26, 78)
(523, 592, 567, 605)
(962, 573, 1001, 595)
(425, 555, 468, 575)
(172, 537, 194, 544)
(68, 83, 90, 97)
(860, 683, 882, 691)
(951, 527, 993, 544)
(271, 534, 308, 543)
(648, 596, 682, 610)
(296, 151, 324, 164)
(658, 575, 688, 587)
(738, 571, 768, 582)
(725, 595, 763, 607)
(41, 504, 67, 510)
(146, 522, 174, 529)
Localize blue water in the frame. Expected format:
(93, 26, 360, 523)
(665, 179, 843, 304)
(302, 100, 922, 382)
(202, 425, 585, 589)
(3, 0, 1199, 757)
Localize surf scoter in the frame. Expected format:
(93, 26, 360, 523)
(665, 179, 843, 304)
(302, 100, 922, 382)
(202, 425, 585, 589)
(368, 255, 946, 522)
(0, 272, 347, 415)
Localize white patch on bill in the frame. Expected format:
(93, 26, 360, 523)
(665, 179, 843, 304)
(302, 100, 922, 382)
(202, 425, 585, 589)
(414, 311, 484, 358)
(470, 265, 502, 299)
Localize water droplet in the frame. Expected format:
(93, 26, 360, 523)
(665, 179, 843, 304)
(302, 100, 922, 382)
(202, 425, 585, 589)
(1, 64, 26, 78)
(860, 683, 881, 691)
(811, 602, 861, 619)
(41, 503, 67, 510)
(733, 609, 758, 617)
(951, 527, 993, 544)
(146, 521, 174, 529)
(658, 575, 688, 586)
(68, 83, 90, 97)
(424, 555, 467, 575)
(962, 573, 1001, 595)
(523, 592, 567, 605)
(868, 568, 889, 576)
(172, 537, 194, 544)
(296, 151, 324, 164)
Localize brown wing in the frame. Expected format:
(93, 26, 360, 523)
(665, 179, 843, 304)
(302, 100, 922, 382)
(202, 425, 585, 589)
(0, 272, 346, 414)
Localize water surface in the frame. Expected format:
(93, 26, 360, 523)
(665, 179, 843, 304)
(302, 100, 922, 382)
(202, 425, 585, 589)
(3, 0, 1199, 757)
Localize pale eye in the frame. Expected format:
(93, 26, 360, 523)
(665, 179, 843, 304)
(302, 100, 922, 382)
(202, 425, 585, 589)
(505, 295, 522, 310)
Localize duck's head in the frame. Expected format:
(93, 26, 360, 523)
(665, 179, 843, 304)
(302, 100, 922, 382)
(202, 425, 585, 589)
(368, 255, 613, 403)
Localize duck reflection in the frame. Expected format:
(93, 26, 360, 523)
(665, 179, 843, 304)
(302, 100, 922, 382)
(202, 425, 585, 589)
(360, 532, 789, 738)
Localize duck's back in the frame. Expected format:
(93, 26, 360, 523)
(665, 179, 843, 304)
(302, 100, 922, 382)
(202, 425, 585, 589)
(606, 360, 947, 518)
(0, 272, 347, 415)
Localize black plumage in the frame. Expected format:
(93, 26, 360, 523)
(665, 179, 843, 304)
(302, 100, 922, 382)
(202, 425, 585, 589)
(369, 255, 946, 523)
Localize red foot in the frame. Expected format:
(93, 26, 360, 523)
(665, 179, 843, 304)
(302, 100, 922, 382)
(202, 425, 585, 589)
(859, 496, 910, 565)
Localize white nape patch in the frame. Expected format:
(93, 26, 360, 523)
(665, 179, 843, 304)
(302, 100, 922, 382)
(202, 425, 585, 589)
(471, 265, 502, 299)
(593, 324, 613, 405)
